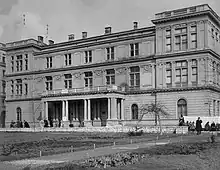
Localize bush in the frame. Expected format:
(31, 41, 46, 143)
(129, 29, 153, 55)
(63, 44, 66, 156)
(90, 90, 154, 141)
(127, 130, 143, 136)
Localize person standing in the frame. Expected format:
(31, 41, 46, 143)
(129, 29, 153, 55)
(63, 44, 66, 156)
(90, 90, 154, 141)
(196, 117, 202, 135)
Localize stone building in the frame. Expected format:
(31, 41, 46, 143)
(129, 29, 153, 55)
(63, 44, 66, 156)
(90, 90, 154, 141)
(0, 43, 6, 127)
(3, 4, 220, 127)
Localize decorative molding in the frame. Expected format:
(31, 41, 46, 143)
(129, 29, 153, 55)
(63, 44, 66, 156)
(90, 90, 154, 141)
(73, 72, 82, 80)
(141, 65, 152, 73)
(23, 76, 33, 80)
(34, 76, 44, 82)
(116, 67, 127, 75)
(94, 70, 103, 77)
(53, 74, 62, 81)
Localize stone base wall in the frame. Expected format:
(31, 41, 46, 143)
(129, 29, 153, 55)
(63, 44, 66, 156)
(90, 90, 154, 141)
(0, 126, 188, 134)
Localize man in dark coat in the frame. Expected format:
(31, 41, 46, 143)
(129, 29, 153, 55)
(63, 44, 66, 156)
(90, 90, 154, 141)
(196, 117, 202, 135)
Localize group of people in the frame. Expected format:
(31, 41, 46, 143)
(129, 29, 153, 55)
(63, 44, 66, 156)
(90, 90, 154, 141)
(179, 115, 220, 134)
(10, 120, 30, 128)
(39, 118, 64, 128)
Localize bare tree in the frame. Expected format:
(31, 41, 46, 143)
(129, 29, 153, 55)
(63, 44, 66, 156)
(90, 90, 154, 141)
(137, 102, 169, 135)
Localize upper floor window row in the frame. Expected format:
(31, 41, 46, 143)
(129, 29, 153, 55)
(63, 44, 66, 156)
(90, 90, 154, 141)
(166, 25, 197, 52)
(11, 54, 29, 72)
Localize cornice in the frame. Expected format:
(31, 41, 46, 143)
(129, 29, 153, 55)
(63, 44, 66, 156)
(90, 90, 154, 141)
(4, 44, 42, 52)
(34, 32, 155, 56)
(6, 97, 41, 102)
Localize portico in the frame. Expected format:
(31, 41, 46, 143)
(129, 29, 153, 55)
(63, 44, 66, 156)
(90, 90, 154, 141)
(42, 96, 125, 127)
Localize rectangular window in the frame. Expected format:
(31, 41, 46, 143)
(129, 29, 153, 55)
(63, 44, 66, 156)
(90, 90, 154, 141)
(84, 72, 93, 87)
(130, 43, 139, 57)
(46, 57, 52, 68)
(16, 79, 22, 95)
(166, 30, 172, 52)
(11, 56, 14, 72)
(2, 70, 5, 77)
(2, 81, 5, 94)
(175, 60, 188, 85)
(218, 101, 220, 116)
(11, 80, 14, 95)
(24, 83, 28, 95)
(166, 62, 172, 85)
(65, 53, 72, 66)
(191, 59, 198, 83)
(190, 25, 197, 49)
(174, 27, 188, 51)
(25, 54, 28, 70)
(106, 69, 115, 85)
(64, 74, 72, 89)
(85, 51, 92, 63)
(16, 55, 23, 71)
(2, 54, 5, 63)
(130, 66, 140, 88)
(106, 47, 114, 60)
(45, 76, 53, 90)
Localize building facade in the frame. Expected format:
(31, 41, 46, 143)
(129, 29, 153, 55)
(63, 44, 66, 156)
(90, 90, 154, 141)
(3, 4, 220, 127)
(0, 43, 6, 127)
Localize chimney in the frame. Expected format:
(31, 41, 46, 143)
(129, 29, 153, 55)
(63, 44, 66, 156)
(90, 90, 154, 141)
(82, 32, 87, 39)
(105, 27, 112, 34)
(68, 34, 75, 41)
(48, 40, 54, 45)
(133, 22, 138, 29)
(38, 36, 44, 43)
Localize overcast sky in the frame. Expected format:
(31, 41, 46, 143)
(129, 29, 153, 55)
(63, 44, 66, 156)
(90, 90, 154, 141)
(0, 0, 219, 44)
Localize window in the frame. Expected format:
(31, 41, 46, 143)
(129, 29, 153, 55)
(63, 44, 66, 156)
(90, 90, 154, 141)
(2, 81, 5, 94)
(25, 54, 28, 70)
(16, 107, 22, 121)
(130, 43, 139, 56)
(84, 72, 93, 87)
(175, 61, 188, 85)
(190, 25, 197, 49)
(106, 47, 114, 60)
(2, 54, 5, 63)
(218, 101, 220, 116)
(16, 55, 23, 71)
(106, 69, 115, 85)
(46, 57, 52, 68)
(2, 70, 5, 77)
(131, 104, 138, 120)
(45, 76, 53, 90)
(174, 27, 188, 51)
(64, 74, 72, 89)
(166, 62, 172, 85)
(85, 51, 92, 63)
(213, 61, 216, 84)
(166, 30, 172, 52)
(177, 99, 187, 116)
(130, 66, 140, 88)
(191, 59, 198, 84)
(11, 56, 14, 72)
(65, 53, 72, 66)
(11, 80, 14, 95)
(16, 79, 22, 95)
(24, 83, 28, 95)
(211, 28, 214, 38)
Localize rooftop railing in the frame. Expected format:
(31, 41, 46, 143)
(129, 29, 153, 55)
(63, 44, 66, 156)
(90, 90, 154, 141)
(155, 4, 213, 20)
(6, 39, 45, 48)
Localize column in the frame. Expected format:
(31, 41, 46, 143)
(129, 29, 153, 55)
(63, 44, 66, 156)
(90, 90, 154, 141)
(117, 100, 120, 119)
(65, 100, 69, 121)
(84, 99, 87, 120)
(162, 63, 166, 88)
(97, 100, 100, 119)
(111, 98, 117, 120)
(121, 99, 124, 120)
(151, 64, 155, 88)
(45, 101, 48, 119)
(62, 100, 65, 120)
(108, 98, 111, 120)
(88, 99, 91, 120)
(94, 101, 97, 120)
(75, 102, 78, 120)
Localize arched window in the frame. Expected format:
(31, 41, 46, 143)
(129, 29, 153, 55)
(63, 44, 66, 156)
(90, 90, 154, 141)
(131, 104, 138, 120)
(16, 107, 22, 121)
(177, 99, 187, 116)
